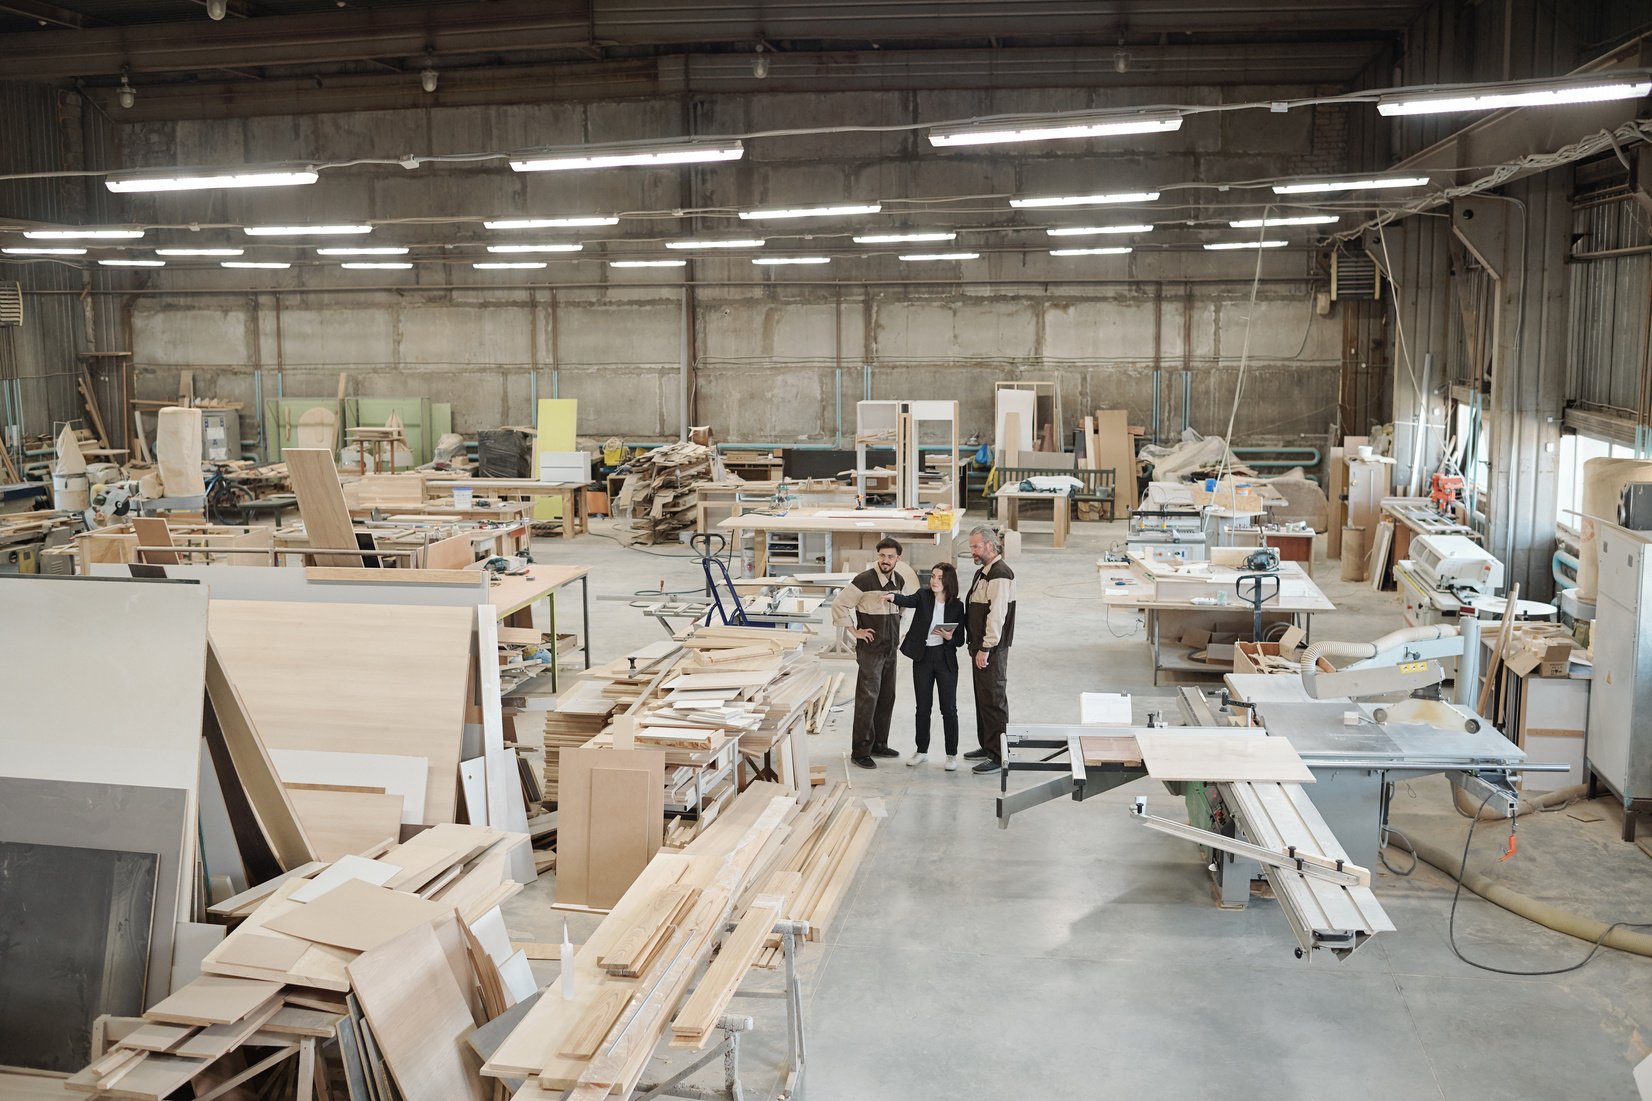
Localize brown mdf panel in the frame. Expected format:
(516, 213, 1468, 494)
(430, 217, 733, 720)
(264, 878, 449, 954)
(554, 749, 665, 909)
(347, 920, 488, 1101)
(283, 788, 403, 862)
(144, 975, 284, 1027)
(208, 600, 474, 824)
(286, 448, 364, 566)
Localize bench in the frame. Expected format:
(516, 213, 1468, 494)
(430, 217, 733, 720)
(992, 467, 1116, 521)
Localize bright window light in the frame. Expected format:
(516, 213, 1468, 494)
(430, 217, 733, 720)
(155, 248, 243, 256)
(609, 259, 687, 268)
(1271, 177, 1428, 195)
(484, 216, 619, 229)
(898, 252, 979, 261)
(738, 203, 882, 220)
(485, 244, 584, 253)
(244, 225, 371, 236)
(105, 169, 318, 194)
(221, 261, 290, 269)
(1045, 224, 1153, 236)
(1050, 247, 1132, 256)
(98, 259, 164, 267)
(1010, 191, 1160, 209)
(1229, 215, 1339, 228)
(665, 239, 765, 250)
(1377, 73, 1652, 117)
(316, 247, 409, 256)
(24, 228, 143, 240)
(1204, 240, 1289, 250)
(853, 232, 956, 244)
(3, 247, 86, 255)
(473, 262, 547, 269)
(341, 262, 413, 269)
(510, 141, 743, 172)
(752, 256, 831, 265)
(929, 111, 1181, 147)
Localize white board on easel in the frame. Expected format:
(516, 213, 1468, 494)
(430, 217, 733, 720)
(995, 389, 1035, 454)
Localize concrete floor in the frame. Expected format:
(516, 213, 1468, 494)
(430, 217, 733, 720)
(504, 512, 1652, 1101)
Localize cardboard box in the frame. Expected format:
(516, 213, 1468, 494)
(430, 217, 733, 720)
(1235, 641, 1335, 676)
(1503, 624, 1580, 678)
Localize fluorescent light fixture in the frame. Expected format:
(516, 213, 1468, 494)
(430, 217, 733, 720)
(98, 259, 164, 267)
(316, 247, 409, 256)
(1050, 247, 1132, 256)
(341, 262, 413, 270)
(156, 248, 243, 256)
(484, 216, 619, 229)
(1045, 224, 1153, 236)
(1010, 191, 1159, 209)
(3, 247, 86, 255)
(244, 225, 371, 236)
(665, 239, 765, 250)
(738, 203, 881, 221)
(898, 252, 979, 261)
(24, 228, 143, 240)
(929, 110, 1182, 147)
(1376, 73, 1652, 117)
(1271, 176, 1428, 195)
(105, 169, 318, 194)
(752, 256, 831, 265)
(473, 261, 546, 269)
(1204, 240, 1289, 250)
(221, 261, 290, 268)
(853, 232, 956, 244)
(510, 140, 743, 173)
(1229, 215, 1339, 228)
(485, 244, 584, 254)
(609, 259, 687, 268)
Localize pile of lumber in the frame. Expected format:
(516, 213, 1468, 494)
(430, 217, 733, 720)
(615, 441, 716, 544)
(542, 680, 620, 803)
(484, 781, 876, 1096)
(63, 827, 530, 1101)
(756, 781, 878, 960)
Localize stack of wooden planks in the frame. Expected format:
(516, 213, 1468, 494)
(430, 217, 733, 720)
(755, 781, 878, 963)
(63, 826, 531, 1101)
(484, 781, 874, 1096)
(614, 441, 717, 545)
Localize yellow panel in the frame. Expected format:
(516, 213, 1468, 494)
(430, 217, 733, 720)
(534, 398, 578, 521)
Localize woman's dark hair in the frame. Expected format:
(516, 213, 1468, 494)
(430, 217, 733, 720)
(928, 562, 959, 603)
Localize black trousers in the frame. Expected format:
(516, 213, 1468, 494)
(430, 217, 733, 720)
(911, 648, 960, 755)
(970, 647, 1010, 761)
(852, 640, 899, 759)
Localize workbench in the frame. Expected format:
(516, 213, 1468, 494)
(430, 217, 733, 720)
(487, 564, 592, 691)
(993, 487, 1071, 548)
(719, 507, 959, 575)
(1102, 556, 1334, 686)
(427, 478, 588, 541)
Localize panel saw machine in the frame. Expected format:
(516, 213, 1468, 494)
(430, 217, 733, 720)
(996, 623, 1565, 961)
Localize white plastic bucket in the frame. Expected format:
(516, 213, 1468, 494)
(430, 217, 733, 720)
(52, 472, 90, 510)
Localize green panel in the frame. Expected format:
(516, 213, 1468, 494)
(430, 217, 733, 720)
(262, 399, 341, 461)
(431, 403, 452, 444)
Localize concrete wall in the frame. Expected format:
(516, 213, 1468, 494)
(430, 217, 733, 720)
(106, 84, 1351, 450)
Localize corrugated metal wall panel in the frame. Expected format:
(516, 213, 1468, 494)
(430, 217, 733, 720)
(1566, 191, 1651, 419)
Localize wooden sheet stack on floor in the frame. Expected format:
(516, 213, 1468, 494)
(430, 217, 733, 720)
(60, 824, 529, 1101)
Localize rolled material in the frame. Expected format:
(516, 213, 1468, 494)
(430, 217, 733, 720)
(156, 406, 206, 497)
(1577, 457, 1652, 599)
(1340, 526, 1367, 582)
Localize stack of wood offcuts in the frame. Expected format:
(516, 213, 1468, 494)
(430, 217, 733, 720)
(613, 441, 717, 545)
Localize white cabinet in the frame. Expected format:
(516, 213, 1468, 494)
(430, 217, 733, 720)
(1586, 522, 1652, 834)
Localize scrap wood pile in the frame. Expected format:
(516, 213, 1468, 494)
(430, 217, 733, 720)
(614, 441, 717, 545)
(62, 826, 531, 1101)
(483, 780, 877, 1097)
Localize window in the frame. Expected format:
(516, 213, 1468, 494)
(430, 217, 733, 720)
(1555, 432, 1629, 534)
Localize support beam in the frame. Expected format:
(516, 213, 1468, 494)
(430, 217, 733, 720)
(0, 1, 100, 29)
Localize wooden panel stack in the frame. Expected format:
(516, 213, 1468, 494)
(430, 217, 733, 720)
(614, 441, 717, 545)
(755, 782, 878, 963)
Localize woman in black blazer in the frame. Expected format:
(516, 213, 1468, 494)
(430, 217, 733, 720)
(887, 562, 967, 770)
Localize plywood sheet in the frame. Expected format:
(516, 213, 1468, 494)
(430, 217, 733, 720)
(1134, 734, 1314, 784)
(289, 855, 403, 904)
(209, 599, 474, 823)
(264, 878, 448, 953)
(144, 975, 283, 1027)
(200, 880, 357, 991)
(554, 748, 665, 908)
(348, 920, 488, 1101)
(286, 447, 363, 566)
(271, 749, 428, 828)
(0, 778, 188, 1014)
(1078, 736, 1143, 767)
(284, 788, 404, 861)
(0, 842, 158, 1072)
(214, 932, 310, 972)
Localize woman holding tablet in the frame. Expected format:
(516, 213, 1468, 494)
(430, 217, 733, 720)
(886, 563, 967, 770)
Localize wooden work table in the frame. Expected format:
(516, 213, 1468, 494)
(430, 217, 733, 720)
(994, 487, 1071, 548)
(487, 564, 592, 689)
(426, 478, 588, 541)
(719, 508, 959, 574)
(1101, 556, 1334, 686)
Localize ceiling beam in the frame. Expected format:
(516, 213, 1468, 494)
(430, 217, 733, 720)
(0, 0, 102, 30)
(0, 0, 1421, 81)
